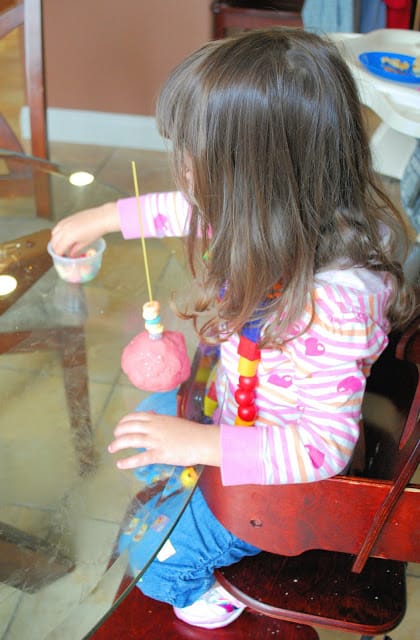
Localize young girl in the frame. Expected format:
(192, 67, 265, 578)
(51, 28, 415, 629)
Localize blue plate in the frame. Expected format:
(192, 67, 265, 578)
(358, 51, 420, 85)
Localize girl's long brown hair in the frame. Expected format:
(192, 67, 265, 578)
(156, 28, 416, 346)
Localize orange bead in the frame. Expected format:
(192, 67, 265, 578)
(235, 415, 255, 426)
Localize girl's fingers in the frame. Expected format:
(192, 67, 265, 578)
(113, 413, 154, 436)
(118, 411, 154, 423)
(50, 230, 79, 257)
(115, 451, 151, 470)
(68, 243, 84, 258)
(108, 433, 150, 453)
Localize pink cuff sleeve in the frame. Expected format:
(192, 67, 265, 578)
(117, 197, 144, 239)
(220, 424, 265, 486)
(117, 192, 192, 239)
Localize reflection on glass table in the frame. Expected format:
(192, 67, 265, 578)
(0, 152, 199, 639)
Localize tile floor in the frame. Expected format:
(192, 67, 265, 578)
(0, 23, 419, 640)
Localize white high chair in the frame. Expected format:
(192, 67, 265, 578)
(331, 29, 420, 181)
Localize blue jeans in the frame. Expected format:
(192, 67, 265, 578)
(129, 391, 261, 608)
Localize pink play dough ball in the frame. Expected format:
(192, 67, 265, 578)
(121, 330, 191, 392)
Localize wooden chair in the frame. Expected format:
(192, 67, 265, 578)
(176, 314, 419, 639)
(211, 1, 304, 39)
(0, 0, 50, 217)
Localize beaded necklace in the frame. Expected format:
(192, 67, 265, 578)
(202, 274, 281, 426)
(235, 319, 262, 425)
(235, 283, 282, 426)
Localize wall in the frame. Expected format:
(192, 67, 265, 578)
(32, 0, 212, 148)
(43, 0, 212, 115)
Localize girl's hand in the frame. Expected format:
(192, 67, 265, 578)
(50, 202, 120, 256)
(108, 412, 221, 470)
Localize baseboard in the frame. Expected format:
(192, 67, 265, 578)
(20, 107, 169, 152)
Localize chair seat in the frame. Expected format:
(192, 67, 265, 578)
(89, 584, 320, 639)
(217, 550, 406, 636)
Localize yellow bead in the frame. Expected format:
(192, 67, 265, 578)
(196, 367, 209, 384)
(204, 396, 218, 418)
(180, 467, 198, 488)
(237, 356, 259, 377)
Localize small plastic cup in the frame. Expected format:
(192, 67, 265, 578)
(47, 238, 106, 284)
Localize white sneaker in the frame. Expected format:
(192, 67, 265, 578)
(173, 581, 246, 629)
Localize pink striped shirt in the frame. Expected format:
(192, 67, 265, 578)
(117, 193, 392, 486)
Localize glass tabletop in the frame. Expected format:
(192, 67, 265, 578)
(0, 152, 202, 639)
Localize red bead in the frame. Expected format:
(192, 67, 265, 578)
(239, 375, 258, 390)
(237, 335, 261, 361)
(234, 388, 255, 406)
(207, 381, 217, 401)
(238, 404, 257, 422)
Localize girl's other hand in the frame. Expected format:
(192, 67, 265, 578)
(108, 412, 221, 470)
(50, 202, 120, 256)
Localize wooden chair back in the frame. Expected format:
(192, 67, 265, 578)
(0, 0, 49, 216)
(0, 0, 47, 157)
